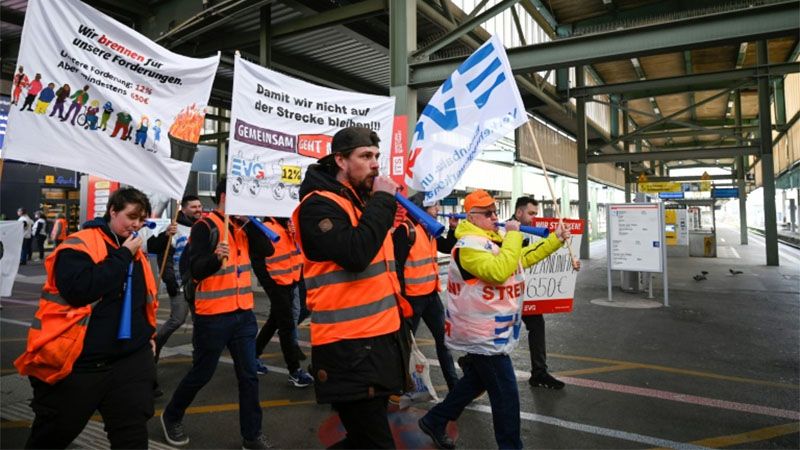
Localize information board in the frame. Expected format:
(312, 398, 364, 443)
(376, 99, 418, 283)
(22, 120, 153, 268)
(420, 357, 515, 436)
(607, 203, 663, 273)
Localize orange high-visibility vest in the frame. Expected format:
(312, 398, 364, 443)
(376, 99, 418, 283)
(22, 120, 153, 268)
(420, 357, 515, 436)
(293, 190, 410, 346)
(194, 213, 254, 316)
(14, 228, 158, 384)
(51, 218, 68, 242)
(262, 218, 302, 286)
(399, 221, 440, 296)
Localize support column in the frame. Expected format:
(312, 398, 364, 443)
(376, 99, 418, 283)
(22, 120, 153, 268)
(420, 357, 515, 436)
(576, 66, 589, 259)
(735, 90, 748, 244)
(774, 77, 786, 126)
(512, 164, 524, 201)
(259, 5, 271, 67)
(758, 40, 779, 266)
(623, 108, 632, 202)
(389, 0, 417, 137)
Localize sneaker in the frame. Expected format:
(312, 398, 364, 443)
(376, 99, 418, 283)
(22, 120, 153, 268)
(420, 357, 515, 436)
(288, 368, 314, 387)
(418, 417, 456, 449)
(255, 359, 269, 375)
(160, 414, 189, 446)
(529, 372, 565, 390)
(242, 433, 273, 449)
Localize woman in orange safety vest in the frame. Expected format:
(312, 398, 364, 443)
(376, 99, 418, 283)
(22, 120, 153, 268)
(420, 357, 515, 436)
(15, 187, 158, 449)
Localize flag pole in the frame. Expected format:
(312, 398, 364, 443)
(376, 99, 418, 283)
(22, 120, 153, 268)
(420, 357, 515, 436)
(523, 121, 578, 266)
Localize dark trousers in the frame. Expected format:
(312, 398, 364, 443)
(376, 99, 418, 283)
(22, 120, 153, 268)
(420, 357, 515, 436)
(422, 353, 522, 449)
(331, 396, 395, 449)
(522, 314, 547, 375)
(35, 235, 46, 260)
(21, 237, 32, 263)
(408, 292, 459, 390)
(163, 309, 261, 440)
(255, 283, 299, 372)
(25, 346, 155, 449)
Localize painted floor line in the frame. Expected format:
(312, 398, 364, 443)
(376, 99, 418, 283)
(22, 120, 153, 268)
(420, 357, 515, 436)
(426, 357, 800, 420)
(548, 352, 798, 390)
(468, 404, 709, 450)
(561, 376, 800, 420)
(164, 347, 699, 449)
(687, 421, 800, 448)
(553, 364, 638, 377)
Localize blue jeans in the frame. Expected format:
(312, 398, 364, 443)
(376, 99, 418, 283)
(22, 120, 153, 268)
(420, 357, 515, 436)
(290, 281, 309, 345)
(408, 292, 459, 390)
(422, 353, 522, 449)
(163, 309, 261, 440)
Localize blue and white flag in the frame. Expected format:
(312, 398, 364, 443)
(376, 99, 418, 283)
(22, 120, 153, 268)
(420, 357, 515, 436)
(405, 35, 526, 204)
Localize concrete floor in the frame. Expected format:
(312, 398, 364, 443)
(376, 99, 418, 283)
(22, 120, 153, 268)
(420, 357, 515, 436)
(1, 224, 798, 449)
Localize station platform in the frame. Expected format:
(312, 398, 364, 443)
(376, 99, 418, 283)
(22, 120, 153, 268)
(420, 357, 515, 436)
(1, 224, 798, 449)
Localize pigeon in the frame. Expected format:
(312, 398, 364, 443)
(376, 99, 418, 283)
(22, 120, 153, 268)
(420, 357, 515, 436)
(729, 269, 743, 275)
(693, 274, 706, 281)
(701, 271, 709, 275)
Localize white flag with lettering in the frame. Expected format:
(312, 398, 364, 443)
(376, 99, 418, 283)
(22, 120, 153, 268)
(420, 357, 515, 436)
(405, 35, 526, 205)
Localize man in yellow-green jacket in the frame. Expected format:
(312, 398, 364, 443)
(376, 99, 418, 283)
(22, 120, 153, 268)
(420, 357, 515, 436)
(419, 189, 573, 450)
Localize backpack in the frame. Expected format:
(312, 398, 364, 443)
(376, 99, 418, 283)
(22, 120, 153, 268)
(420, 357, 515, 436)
(180, 218, 219, 304)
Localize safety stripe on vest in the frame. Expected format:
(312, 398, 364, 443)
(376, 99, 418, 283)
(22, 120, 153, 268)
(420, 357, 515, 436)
(63, 237, 85, 246)
(311, 293, 397, 324)
(266, 253, 292, 264)
(30, 314, 89, 331)
(305, 261, 395, 290)
(405, 257, 436, 268)
(195, 285, 253, 300)
(40, 290, 69, 306)
(269, 264, 303, 276)
(405, 274, 437, 285)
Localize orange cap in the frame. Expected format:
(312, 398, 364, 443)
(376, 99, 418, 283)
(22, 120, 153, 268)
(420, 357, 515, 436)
(464, 189, 496, 213)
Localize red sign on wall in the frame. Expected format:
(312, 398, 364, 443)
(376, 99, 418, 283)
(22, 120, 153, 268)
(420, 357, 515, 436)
(86, 176, 120, 219)
(390, 115, 408, 190)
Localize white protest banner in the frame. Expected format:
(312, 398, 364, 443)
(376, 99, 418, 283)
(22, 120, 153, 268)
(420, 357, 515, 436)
(405, 35, 526, 205)
(522, 218, 584, 315)
(4, 0, 219, 199)
(225, 55, 395, 217)
(0, 221, 24, 297)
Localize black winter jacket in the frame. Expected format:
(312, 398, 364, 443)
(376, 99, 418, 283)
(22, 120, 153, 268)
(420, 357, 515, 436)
(55, 218, 153, 369)
(296, 163, 406, 403)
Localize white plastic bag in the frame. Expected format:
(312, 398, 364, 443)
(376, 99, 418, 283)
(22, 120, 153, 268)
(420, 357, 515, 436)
(399, 334, 439, 409)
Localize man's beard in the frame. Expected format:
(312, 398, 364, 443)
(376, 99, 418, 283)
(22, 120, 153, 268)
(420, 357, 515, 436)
(348, 171, 378, 195)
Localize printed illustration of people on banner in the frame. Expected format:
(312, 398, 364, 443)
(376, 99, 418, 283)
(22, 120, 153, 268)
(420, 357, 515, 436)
(4, 0, 219, 199)
(224, 54, 396, 217)
(405, 35, 527, 205)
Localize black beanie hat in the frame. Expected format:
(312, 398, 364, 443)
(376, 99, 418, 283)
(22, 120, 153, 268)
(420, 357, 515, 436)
(330, 126, 380, 154)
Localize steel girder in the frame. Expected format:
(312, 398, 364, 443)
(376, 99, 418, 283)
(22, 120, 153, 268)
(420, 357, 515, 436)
(408, 1, 800, 87)
(588, 146, 760, 164)
(570, 62, 800, 99)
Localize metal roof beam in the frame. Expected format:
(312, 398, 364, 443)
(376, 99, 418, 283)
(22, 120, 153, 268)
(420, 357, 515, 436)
(627, 174, 735, 182)
(411, 0, 520, 61)
(0, 6, 25, 26)
(271, 0, 387, 39)
(624, 125, 759, 140)
(409, 1, 800, 87)
(570, 62, 799, 99)
(589, 146, 760, 164)
(520, 0, 557, 37)
(165, 0, 274, 49)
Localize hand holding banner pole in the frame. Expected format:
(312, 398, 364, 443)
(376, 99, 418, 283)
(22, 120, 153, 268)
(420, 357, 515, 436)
(523, 122, 578, 269)
(159, 200, 180, 282)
